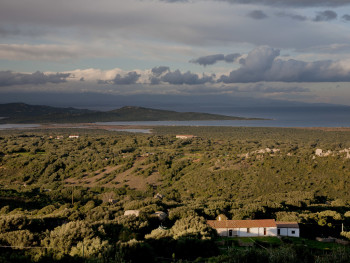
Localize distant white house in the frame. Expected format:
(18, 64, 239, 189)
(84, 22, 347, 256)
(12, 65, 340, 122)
(176, 135, 196, 139)
(124, 210, 140, 217)
(207, 219, 299, 238)
(154, 193, 164, 200)
(69, 135, 80, 139)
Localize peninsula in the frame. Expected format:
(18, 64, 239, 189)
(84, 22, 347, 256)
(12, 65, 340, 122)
(0, 103, 266, 123)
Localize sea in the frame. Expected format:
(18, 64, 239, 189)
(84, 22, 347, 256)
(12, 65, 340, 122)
(96, 106, 350, 128)
(1, 106, 350, 129)
(0, 124, 40, 130)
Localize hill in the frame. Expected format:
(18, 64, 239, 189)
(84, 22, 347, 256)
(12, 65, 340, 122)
(0, 103, 264, 123)
(1, 127, 350, 262)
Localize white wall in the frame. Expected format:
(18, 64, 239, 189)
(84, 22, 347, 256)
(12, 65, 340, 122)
(238, 227, 277, 237)
(215, 227, 277, 237)
(216, 228, 228, 237)
(278, 228, 299, 237)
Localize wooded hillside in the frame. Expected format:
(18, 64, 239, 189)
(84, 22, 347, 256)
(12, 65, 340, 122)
(1, 127, 350, 262)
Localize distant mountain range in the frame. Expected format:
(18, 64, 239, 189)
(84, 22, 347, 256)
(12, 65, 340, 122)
(0, 103, 264, 123)
(1, 92, 346, 112)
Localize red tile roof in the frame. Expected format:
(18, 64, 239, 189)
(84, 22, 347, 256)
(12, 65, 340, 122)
(207, 219, 277, 229)
(276, 221, 299, 228)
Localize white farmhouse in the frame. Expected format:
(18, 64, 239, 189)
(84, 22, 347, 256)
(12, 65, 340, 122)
(207, 219, 278, 237)
(207, 219, 299, 238)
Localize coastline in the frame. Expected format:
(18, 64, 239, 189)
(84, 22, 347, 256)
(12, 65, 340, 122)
(2, 122, 350, 132)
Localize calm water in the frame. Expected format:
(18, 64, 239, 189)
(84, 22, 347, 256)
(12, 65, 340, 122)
(0, 124, 40, 130)
(1, 106, 350, 129)
(96, 106, 350, 128)
(110, 128, 152, 133)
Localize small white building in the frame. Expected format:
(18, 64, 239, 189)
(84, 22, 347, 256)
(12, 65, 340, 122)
(124, 210, 140, 217)
(207, 219, 278, 237)
(276, 221, 300, 237)
(69, 135, 80, 139)
(154, 193, 164, 200)
(176, 135, 196, 139)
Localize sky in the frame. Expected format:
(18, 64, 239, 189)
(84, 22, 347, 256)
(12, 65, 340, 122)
(2, 0, 350, 109)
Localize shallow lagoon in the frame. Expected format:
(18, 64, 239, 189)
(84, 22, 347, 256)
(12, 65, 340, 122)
(96, 106, 350, 128)
(0, 124, 40, 130)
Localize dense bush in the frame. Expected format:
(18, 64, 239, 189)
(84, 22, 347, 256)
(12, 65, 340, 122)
(1, 128, 350, 261)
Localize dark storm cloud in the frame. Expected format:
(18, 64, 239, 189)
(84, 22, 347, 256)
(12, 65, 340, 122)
(0, 71, 70, 87)
(150, 66, 170, 84)
(112, 71, 141, 85)
(218, 46, 350, 83)
(151, 66, 170, 76)
(160, 70, 214, 85)
(275, 12, 307, 21)
(313, 10, 338, 21)
(247, 10, 268, 20)
(149, 77, 161, 85)
(224, 53, 241, 63)
(190, 54, 224, 66)
(342, 14, 350, 21)
(218, 0, 350, 7)
(190, 53, 240, 66)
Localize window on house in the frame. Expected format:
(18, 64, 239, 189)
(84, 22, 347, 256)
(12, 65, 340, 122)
(291, 230, 295, 234)
(229, 230, 232, 237)
(277, 229, 280, 235)
(264, 228, 267, 235)
(247, 228, 250, 233)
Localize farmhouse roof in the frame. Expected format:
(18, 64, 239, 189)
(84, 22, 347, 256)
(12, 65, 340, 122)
(207, 219, 277, 229)
(276, 221, 299, 228)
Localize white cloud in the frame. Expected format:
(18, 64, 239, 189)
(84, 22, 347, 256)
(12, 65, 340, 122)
(0, 70, 69, 87)
(65, 68, 152, 84)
